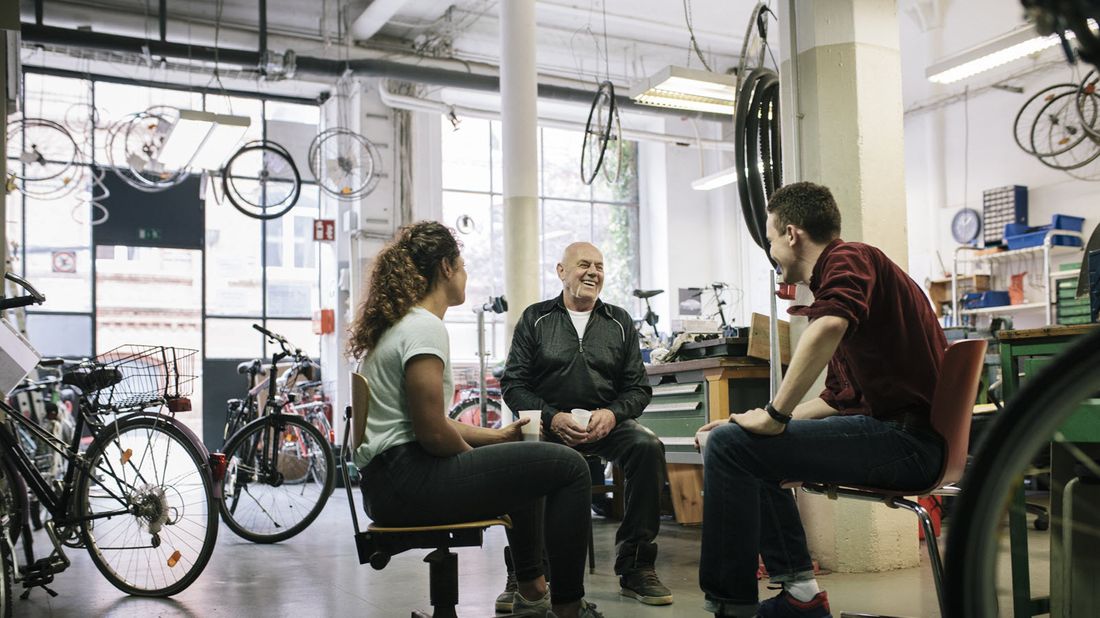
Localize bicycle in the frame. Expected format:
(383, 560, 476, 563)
(0, 273, 218, 608)
(217, 324, 335, 543)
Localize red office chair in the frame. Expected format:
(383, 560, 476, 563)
(789, 339, 987, 618)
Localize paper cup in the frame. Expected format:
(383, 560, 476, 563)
(571, 408, 592, 429)
(519, 410, 541, 441)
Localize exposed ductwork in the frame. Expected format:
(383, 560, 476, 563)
(19, 23, 732, 124)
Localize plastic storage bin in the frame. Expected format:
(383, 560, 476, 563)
(1004, 230, 1083, 250)
(1051, 214, 1085, 232)
(961, 291, 1011, 309)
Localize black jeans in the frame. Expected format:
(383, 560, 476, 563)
(699, 414, 945, 616)
(562, 418, 666, 573)
(361, 440, 591, 604)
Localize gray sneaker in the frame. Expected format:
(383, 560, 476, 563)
(512, 591, 552, 617)
(547, 599, 605, 618)
(620, 567, 674, 605)
(496, 547, 518, 613)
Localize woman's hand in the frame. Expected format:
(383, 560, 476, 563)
(500, 416, 530, 442)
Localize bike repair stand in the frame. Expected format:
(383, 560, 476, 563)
(474, 296, 507, 427)
(633, 289, 664, 339)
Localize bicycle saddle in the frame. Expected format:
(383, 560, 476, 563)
(62, 367, 123, 393)
(632, 289, 664, 299)
(237, 359, 263, 375)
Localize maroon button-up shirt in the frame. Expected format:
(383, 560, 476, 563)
(788, 239, 947, 423)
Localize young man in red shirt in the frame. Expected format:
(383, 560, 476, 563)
(697, 182, 947, 617)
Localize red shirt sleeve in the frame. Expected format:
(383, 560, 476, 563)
(788, 244, 876, 336)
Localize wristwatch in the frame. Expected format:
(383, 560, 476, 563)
(765, 402, 792, 425)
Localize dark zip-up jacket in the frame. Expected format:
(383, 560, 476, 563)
(501, 293, 652, 430)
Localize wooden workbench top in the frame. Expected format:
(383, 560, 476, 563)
(996, 323, 1098, 341)
(645, 356, 768, 376)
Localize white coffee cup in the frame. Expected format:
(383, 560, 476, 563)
(519, 410, 541, 441)
(571, 408, 592, 430)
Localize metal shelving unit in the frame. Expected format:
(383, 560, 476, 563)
(952, 230, 1085, 325)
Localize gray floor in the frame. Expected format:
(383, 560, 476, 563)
(13, 492, 1048, 617)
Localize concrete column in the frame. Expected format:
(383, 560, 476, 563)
(499, 0, 541, 335)
(777, 0, 918, 572)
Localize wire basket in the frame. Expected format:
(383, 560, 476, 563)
(86, 345, 198, 411)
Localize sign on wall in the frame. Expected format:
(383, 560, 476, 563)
(313, 219, 336, 242)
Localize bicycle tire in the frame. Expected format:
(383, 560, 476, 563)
(78, 414, 218, 597)
(0, 510, 10, 618)
(220, 414, 334, 543)
(1029, 89, 1091, 158)
(0, 456, 27, 548)
(222, 140, 301, 220)
(1014, 83, 1077, 155)
(581, 81, 615, 186)
(448, 398, 507, 429)
(945, 327, 1100, 617)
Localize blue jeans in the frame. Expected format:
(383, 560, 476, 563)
(699, 414, 945, 616)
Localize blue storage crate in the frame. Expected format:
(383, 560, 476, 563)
(1003, 222, 1031, 237)
(1004, 229, 1083, 250)
(961, 291, 1010, 309)
(1051, 214, 1085, 232)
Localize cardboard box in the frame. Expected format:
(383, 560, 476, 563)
(927, 275, 991, 317)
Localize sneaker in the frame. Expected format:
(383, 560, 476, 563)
(512, 591, 552, 617)
(756, 590, 832, 617)
(548, 599, 605, 618)
(496, 547, 518, 613)
(619, 567, 674, 605)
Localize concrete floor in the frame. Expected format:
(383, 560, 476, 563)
(12, 493, 1049, 617)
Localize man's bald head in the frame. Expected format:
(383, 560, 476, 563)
(557, 242, 604, 311)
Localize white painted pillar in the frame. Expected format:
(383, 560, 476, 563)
(499, 0, 541, 335)
(777, 0, 919, 573)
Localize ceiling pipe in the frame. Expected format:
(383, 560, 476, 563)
(376, 80, 735, 152)
(20, 23, 732, 123)
(351, 0, 409, 42)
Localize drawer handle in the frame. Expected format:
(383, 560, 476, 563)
(644, 402, 701, 413)
(652, 384, 701, 396)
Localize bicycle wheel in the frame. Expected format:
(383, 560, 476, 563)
(1014, 83, 1077, 155)
(945, 327, 1100, 617)
(0, 456, 27, 547)
(448, 398, 506, 429)
(220, 414, 334, 543)
(0, 509, 10, 618)
(78, 414, 218, 597)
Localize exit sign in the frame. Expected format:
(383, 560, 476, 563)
(313, 219, 336, 242)
(138, 228, 162, 241)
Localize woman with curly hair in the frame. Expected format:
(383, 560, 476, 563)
(348, 221, 602, 618)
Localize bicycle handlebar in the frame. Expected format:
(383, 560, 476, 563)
(0, 272, 46, 310)
(252, 323, 302, 356)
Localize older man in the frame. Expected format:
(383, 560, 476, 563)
(496, 242, 672, 611)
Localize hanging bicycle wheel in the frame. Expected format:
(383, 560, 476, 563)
(581, 81, 616, 186)
(220, 414, 334, 543)
(79, 414, 217, 596)
(601, 99, 624, 185)
(1074, 71, 1100, 140)
(105, 107, 189, 193)
(1013, 83, 1077, 155)
(1030, 90, 1100, 170)
(6, 118, 79, 184)
(735, 67, 782, 264)
(735, 1, 776, 94)
(307, 128, 382, 200)
(222, 140, 302, 220)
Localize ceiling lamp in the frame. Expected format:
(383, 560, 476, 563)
(691, 166, 737, 191)
(630, 66, 736, 115)
(925, 23, 1076, 84)
(157, 110, 251, 170)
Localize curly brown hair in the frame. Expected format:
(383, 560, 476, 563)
(766, 181, 842, 243)
(347, 221, 461, 358)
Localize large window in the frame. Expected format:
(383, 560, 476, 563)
(440, 118, 640, 362)
(7, 71, 322, 361)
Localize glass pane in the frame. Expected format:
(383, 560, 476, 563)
(23, 178, 92, 313)
(540, 127, 589, 200)
(491, 121, 503, 194)
(444, 321, 480, 364)
(6, 189, 23, 264)
(443, 191, 494, 316)
(206, 180, 262, 316)
(592, 140, 639, 203)
(265, 188, 320, 318)
(264, 319, 319, 358)
(540, 199, 591, 299)
(205, 318, 264, 359)
(265, 101, 318, 178)
(25, 313, 92, 358)
(20, 74, 92, 162)
(592, 203, 641, 312)
(441, 117, 491, 192)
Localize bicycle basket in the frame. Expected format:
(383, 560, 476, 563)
(82, 345, 197, 411)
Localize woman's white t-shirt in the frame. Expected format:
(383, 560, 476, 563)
(353, 306, 454, 468)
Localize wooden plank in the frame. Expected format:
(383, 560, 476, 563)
(646, 356, 767, 376)
(997, 323, 1098, 341)
(666, 463, 703, 525)
(747, 312, 791, 366)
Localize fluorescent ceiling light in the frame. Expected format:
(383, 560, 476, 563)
(925, 24, 1077, 84)
(691, 166, 737, 191)
(631, 66, 736, 115)
(192, 114, 251, 170)
(157, 110, 251, 170)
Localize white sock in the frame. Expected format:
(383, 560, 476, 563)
(785, 579, 820, 602)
